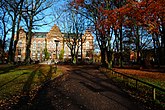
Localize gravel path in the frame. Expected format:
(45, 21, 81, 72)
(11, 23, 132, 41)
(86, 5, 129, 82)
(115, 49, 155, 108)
(22, 65, 145, 110)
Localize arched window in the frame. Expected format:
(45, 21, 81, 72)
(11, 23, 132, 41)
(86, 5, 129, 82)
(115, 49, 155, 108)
(86, 41, 90, 50)
(18, 49, 21, 55)
(38, 41, 41, 48)
(18, 40, 22, 47)
(58, 42, 61, 48)
(33, 41, 36, 49)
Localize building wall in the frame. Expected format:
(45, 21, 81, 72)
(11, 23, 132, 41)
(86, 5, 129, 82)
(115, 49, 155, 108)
(14, 27, 26, 61)
(31, 37, 46, 61)
(46, 25, 63, 60)
(14, 24, 94, 62)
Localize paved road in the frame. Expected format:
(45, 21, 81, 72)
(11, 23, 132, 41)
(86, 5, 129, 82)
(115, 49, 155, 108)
(25, 65, 145, 110)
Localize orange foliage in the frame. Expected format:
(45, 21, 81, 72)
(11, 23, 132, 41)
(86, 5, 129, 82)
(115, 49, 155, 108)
(75, 0, 84, 4)
(113, 68, 165, 82)
(72, 0, 165, 35)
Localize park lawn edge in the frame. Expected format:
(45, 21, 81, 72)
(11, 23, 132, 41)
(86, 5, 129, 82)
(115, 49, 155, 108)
(0, 64, 63, 108)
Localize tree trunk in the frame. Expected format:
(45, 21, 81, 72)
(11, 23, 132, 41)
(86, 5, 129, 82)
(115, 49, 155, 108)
(106, 31, 113, 69)
(25, 32, 32, 64)
(161, 24, 165, 65)
(13, 14, 22, 62)
(81, 36, 83, 61)
(136, 26, 140, 65)
(101, 48, 106, 67)
(25, 18, 33, 64)
(71, 48, 74, 63)
(13, 0, 23, 62)
(76, 46, 79, 63)
(119, 27, 123, 67)
(114, 29, 119, 66)
(106, 49, 113, 69)
(155, 33, 160, 68)
(2, 14, 7, 64)
(8, 15, 16, 63)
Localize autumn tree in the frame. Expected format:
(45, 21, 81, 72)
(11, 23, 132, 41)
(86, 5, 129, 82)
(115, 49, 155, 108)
(72, 0, 165, 68)
(124, 0, 165, 66)
(147, 0, 165, 65)
(71, 0, 120, 68)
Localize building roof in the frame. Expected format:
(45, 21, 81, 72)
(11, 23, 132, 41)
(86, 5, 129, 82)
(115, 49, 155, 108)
(33, 32, 48, 38)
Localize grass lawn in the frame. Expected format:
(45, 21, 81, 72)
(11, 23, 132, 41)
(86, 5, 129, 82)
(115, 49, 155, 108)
(0, 64, 62, 107)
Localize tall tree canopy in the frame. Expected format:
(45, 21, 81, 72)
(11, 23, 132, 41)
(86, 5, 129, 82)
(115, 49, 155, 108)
(71, 0, 165, 67)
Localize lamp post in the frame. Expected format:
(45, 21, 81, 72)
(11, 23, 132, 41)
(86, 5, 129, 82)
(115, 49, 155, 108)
(54, 40, 59, 59)
(54, 39, 59, 73)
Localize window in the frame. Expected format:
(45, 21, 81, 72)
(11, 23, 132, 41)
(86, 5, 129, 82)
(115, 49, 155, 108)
(86, 51, 90, 57)
(38, 41, 41, 48)
(18, 49, 21, 55)
(32, 50, 35, 56)
(43, 41, 45, 48)
(78, 46, 81, 55)
(86, 41, 90, 50)
(33, 41, 36, 49)
(40, 42, 42, 48)
(49, 41, 53, 48)
(18, 41, 22, 47)
(58, 42, 61, 48)
(37, 51, 40, 58)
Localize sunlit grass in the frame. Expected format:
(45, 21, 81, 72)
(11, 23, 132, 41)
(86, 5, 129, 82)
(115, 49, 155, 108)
(139, 78, 165, 90)
(0, 64, 62, 102)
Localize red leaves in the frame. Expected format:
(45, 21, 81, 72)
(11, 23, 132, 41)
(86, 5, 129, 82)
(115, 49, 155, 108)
(72, 0, 164, 35)
(70, 0, 84, 10)
(75, 0, 84, 4)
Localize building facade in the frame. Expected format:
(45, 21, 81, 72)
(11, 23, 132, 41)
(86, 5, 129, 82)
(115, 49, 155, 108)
(14, 24, 94, 62)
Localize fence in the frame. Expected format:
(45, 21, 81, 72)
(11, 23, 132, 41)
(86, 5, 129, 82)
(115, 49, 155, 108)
(105, 69, 165, 102)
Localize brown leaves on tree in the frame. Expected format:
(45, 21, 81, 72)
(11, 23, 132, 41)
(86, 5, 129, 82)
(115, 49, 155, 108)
(72, 0, 165, 35)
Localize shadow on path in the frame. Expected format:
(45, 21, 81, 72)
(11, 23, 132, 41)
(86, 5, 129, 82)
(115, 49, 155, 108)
(12, 65, 145, 110)
(72, 70, 136, 110)
(63, 66, 145, 110)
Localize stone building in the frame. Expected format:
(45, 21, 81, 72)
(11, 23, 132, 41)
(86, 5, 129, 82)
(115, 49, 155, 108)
(14, 24, 94, 62)
(14, 27, 27, 61)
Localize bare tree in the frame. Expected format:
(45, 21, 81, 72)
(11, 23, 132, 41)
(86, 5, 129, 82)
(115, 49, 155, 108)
(63, 7, 88, 63)
(0, 0, 11, 63)
(3, 0, 25, 63)
(13, 0, 24, 62)
(22, 0, 53, 64)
